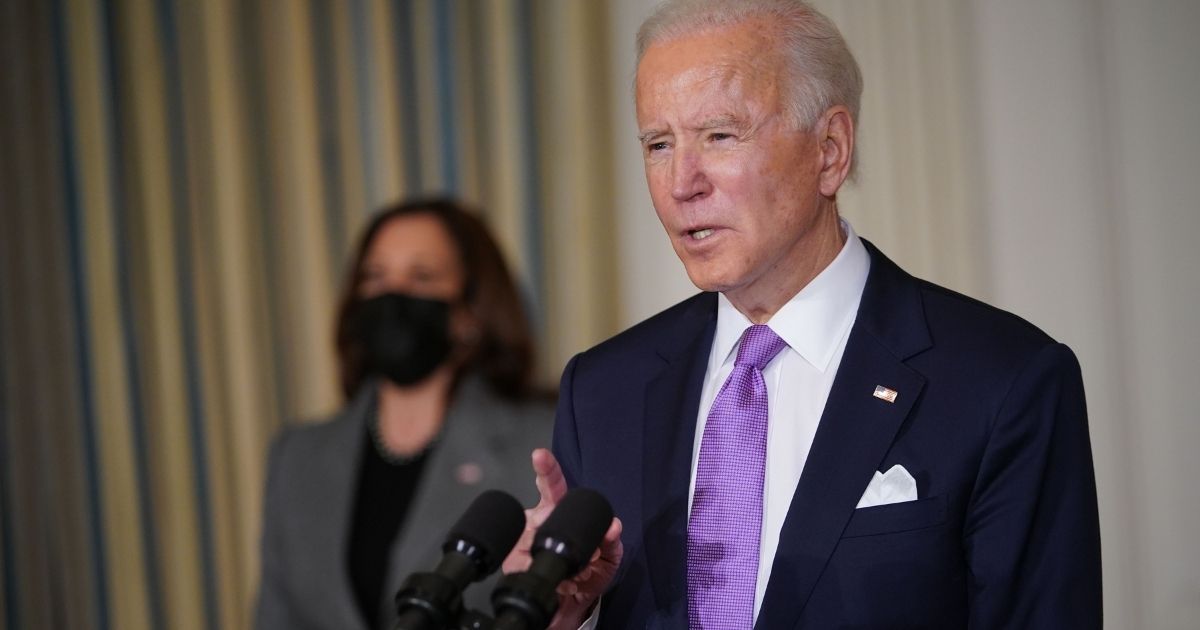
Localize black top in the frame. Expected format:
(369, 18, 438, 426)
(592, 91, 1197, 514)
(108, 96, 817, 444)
(347, 429, 431, 630)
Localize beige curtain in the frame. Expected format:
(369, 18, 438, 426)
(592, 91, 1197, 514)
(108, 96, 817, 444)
(0, 1, 617, 629)
(813, 0, 986, 297)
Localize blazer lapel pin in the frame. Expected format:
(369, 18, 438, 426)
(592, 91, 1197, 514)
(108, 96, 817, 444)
(873, 385, 898, 403)
(455, 462, 483, 485)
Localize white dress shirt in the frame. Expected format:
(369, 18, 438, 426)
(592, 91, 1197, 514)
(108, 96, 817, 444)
(580, 221, 869, 629)
(688, 220, 870, 621)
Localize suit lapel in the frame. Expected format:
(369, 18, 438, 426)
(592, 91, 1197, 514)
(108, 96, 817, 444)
(756, 240, 932, 629)
(754, 333, 925, 628)
(641, 294, 717, 626)
(311, 388, 373, 630)
(382, 383, 509, 618)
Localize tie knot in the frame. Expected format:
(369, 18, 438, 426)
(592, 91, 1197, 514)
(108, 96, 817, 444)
(734, 325, 787, 370)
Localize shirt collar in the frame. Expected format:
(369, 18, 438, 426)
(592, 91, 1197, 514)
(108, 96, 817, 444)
(712, 219, 871, 373)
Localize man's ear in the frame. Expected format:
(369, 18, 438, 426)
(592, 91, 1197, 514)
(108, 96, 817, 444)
(818, 106, 854, 197)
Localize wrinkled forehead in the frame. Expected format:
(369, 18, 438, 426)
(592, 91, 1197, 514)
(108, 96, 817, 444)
(635, 22, 784, 108)
(635, 41, 785, 130)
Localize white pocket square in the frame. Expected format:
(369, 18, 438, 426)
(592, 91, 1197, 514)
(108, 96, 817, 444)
(856, 464, 918, 508)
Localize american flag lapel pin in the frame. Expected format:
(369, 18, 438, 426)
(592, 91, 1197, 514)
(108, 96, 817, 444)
(873, 385, 898, 403)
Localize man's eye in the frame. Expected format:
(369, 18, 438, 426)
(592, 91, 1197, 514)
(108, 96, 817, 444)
(709, 132, 733, 142)
(647, 141, 669, 152)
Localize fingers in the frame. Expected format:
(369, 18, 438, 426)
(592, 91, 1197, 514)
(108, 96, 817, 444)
(557, 578, 580, 597)
(601, 516, 623, 556)
(503, 504, 555, 574)
(506, 449, 569, 576)
(561, 516, 624, 594)
(532, 448, 568, 508)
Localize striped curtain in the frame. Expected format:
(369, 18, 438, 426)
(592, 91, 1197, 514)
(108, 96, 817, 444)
(813, 0, 987, 296)
(0, 1, 618, 629)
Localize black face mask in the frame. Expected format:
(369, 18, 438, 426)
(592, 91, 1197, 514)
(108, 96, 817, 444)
(348, 292, 454, 387)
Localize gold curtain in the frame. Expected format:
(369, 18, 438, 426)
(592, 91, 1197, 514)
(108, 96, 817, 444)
(0, 1, 617, 629)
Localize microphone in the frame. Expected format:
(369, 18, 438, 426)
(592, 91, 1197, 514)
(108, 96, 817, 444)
(394, 489, 526, 630)
(491, 488, 614, 630)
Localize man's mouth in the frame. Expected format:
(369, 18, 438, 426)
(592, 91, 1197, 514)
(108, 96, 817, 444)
(689, 228, 716, 240)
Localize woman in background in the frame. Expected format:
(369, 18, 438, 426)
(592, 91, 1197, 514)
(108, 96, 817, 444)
(256, 198, 554, 630)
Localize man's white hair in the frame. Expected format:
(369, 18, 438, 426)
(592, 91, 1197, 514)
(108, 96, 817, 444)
(637, 0, 863, 173)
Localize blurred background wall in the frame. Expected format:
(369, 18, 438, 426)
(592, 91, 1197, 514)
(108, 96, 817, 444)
(1, 1, 1196, 629)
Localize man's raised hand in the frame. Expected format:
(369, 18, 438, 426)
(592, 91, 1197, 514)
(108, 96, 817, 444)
(503, 448, 623, 629)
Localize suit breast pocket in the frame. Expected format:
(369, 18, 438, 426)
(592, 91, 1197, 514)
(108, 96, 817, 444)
(841, 495, 947, 538)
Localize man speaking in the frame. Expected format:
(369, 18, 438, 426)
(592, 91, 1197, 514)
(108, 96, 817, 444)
(503, 1, 1102, 627)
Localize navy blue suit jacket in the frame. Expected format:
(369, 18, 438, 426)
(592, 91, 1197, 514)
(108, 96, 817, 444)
(552, 241, 1101, 629)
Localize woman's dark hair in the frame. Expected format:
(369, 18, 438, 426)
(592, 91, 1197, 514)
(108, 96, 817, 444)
(334, 198, 536, 401)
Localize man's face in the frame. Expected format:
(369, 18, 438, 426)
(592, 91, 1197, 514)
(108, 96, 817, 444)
(636, 22, 833, 311)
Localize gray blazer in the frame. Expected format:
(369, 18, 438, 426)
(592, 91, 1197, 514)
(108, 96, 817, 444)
(255, 378, 554, 630)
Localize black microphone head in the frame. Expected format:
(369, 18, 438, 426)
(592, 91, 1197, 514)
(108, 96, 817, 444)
(532, 488, 614, 575)
(443, 489, 526, 579)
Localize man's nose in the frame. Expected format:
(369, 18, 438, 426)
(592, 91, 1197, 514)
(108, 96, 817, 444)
(670, 147, 711, 202)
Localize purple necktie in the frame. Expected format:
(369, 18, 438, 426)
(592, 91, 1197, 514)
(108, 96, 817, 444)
(688, 324, 787, 629)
